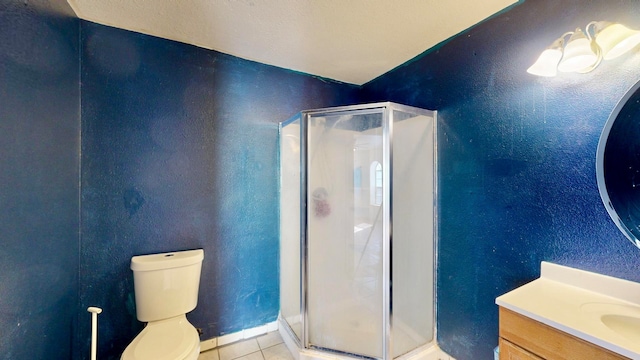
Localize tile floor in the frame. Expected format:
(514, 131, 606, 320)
(198, 331, 294, 360)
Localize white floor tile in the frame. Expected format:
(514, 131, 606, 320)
(219, 339, 261, 360)
(262, 343, 294, 360)
(236, 351, 265, 360)
(257, 331, 284, 350)
(199, 349, 220, 360)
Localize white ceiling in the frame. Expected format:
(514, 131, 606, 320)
(67, 0, 517, 85)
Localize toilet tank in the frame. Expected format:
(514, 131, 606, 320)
(130, 249, 204, 322)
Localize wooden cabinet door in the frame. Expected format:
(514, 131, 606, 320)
(499, 307, 628, 360)
(499, 338, 543, 360)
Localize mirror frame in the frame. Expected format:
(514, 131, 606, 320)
(596, 78, 640, 249)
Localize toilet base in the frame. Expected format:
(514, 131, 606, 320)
(121, 315, 200, 360)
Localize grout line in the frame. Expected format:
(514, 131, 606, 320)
(260, 342, 283, 351)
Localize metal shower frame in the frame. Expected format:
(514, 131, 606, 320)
(280, 102, 438, 360)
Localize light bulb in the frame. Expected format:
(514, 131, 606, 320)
(558, 28, 599, 73)
(595, 22, 640, 60)
(527, 48, 563, 77)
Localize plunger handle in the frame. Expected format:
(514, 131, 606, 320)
(88, 307, 102, 360)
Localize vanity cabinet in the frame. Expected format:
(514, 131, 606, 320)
(498, 307, 628, 360)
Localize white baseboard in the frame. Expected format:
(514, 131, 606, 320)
(200, 320, 279, 352)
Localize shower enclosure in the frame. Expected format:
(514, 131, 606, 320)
(279, 102, 437, 360)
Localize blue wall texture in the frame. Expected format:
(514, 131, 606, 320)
(79, 22, 359, 359)
(363, 0, 640, 358)
(0, 0, 80, 358)
(1, 1, 358, 359)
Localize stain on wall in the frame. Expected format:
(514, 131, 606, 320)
(0, 0, 80, 358)
(79, 22, 359, 359)
(362, 1, 640, 358)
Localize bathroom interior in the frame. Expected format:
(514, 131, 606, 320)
(2, 0, 640, 359)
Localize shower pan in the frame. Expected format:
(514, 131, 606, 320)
(279, 102, 437, 360)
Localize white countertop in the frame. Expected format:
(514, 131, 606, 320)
(496, 262, 640, 359)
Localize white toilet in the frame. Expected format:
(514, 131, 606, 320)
(122, 249, 204, 360)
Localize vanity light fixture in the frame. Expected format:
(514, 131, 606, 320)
(527, 21, 640, 77)
(595, 22, 640, 60)
(526, 37, 564, 77)
(557, 27, 601, 73)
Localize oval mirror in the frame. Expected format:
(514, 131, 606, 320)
(597, 79, 640, 249)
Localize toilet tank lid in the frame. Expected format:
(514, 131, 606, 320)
(131, 249, 204, 272)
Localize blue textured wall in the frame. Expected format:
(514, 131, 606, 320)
(79, 22, 359, 359)
(363, 1, 640, 358)
(0, 0, 80, 358)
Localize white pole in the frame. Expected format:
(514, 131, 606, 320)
(87, 307, 103, 360)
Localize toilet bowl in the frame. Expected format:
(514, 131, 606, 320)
(121, 315, 200, 360)
(121, 249, 204, 360)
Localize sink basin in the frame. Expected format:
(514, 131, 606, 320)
(580, 302, 640, 316)
(601, 314, 640, 343)
(580, 302, 640, 343)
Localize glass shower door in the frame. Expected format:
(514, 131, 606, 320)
(280, 118, 302, 341)
(391, 109, 435, 357)
(306, 110, 384, 358)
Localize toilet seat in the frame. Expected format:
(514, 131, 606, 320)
(121, 315, 200, 360)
